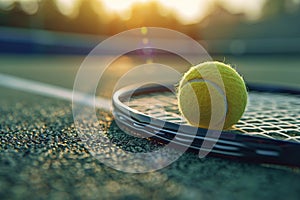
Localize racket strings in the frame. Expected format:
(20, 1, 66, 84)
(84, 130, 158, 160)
(235, 92, 300, 142)
(124, 91, 300, 142)
(126, 92, 185, 124)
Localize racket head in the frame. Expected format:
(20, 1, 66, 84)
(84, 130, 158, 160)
(112, 83, 300, 166)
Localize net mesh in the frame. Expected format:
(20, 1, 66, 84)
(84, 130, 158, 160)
(126, 91, 300, 142)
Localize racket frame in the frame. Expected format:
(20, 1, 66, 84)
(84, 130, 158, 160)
(112, 83, 300, 167)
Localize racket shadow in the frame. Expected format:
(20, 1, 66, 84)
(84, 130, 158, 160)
(106, 120, 166, 153)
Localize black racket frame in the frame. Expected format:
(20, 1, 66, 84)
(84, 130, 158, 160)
(112, 83, 300, 167)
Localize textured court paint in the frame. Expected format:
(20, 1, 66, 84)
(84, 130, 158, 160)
(178, 61, 248, 129)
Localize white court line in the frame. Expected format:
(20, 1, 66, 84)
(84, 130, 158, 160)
(0, 73, 111, 111)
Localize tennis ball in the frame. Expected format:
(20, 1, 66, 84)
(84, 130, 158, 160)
(178, 61, 247, 130)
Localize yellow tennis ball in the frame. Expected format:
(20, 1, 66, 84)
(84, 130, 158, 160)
(178, 61, 248, 130)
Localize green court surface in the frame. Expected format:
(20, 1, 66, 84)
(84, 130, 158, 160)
(1, 55, 300, 200)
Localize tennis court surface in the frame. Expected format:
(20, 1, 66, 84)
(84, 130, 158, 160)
(1, 55, 300, 200)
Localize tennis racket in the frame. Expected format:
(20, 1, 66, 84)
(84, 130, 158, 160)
(112, 83, 300, 167)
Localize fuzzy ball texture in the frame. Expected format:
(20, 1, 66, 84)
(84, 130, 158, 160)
(178, 61, 248, 130)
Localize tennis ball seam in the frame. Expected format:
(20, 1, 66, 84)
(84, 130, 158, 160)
(179, 78, 228, 127)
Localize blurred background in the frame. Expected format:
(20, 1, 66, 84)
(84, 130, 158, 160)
(0, 0, 299, 91)
(0, 0, 300, 54)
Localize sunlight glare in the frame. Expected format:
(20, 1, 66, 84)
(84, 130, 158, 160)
(158, 0, 210, 24)
(100, 0, 266, 24)
(101, 0, 138, 12)
(14, 0, 268, 23)
(20, 0, 39, 15)
(217, 0, 267, 20)
(55, 0, 80, 17)
(101, 0, 210, 24)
